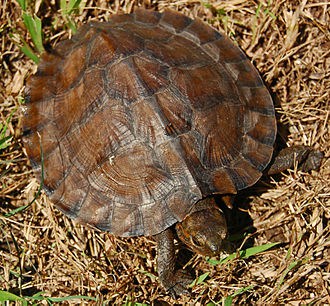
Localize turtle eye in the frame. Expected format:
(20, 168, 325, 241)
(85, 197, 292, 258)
(190, 235, 204, 248)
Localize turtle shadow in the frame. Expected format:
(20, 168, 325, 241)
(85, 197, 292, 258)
(215, 194, 256, 251)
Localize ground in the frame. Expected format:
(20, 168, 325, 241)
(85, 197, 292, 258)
(0, 0, 329, 305)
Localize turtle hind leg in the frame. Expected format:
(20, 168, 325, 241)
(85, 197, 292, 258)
(267, 145, 324, 175)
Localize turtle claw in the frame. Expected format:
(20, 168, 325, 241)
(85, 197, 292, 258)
(301, 149, 324, 172)
(163, 269, 194, 297)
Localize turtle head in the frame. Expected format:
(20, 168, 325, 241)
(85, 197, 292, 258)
(175, 205, 228, 256)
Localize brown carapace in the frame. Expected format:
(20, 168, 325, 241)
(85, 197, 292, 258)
(23, 9, 322, 296)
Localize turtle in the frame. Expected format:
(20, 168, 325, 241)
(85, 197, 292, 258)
(22, 8, 323, 296)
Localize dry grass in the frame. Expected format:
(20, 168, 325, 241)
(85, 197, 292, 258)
(1, 0, 329, 304)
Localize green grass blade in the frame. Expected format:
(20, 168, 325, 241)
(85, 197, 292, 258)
(208, 242, 281, 265)
(67, 18, 77, 34)
(0, 135, 12, 150)
(0, 108, 16, 150)
(16, 0, 26, 10)
(42, 295, 98, 302)
(1, 115, 10, 138)
(60, 0, 66, 13)
(0, 290, 24, 302)
(21, 41, 40, 63)
(22, 12, 44, 53)
(223, 285, 254, 306)
(195, 272, 209, 284)
(67, 0, 83, 14)
(4, 204, 31, 217)
(60, 0, 83, 16)
(231, 285, 254, 297)
(239, 242, 281, 258)
(189, 272, 210, 287)
(224, 295, 233, 306)
(277, 258, 308, 287)
(138, 269, 156, 280)
(31, 291, 47, 299)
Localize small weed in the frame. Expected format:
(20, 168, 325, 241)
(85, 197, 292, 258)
(60, 0, 86, 33)
(22, 12, 44, 54)
(255, 1, 276, 20)
(60, 0, 83, 16)
(14, 0, 44, 62)
(15, 0, 85, 62)
(252, 1, 277, 44)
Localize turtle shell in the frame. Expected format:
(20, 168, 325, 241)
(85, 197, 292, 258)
(23, 8, 276, 236)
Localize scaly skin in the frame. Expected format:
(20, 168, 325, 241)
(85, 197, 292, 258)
(154, 229, 193, 296)
(267, 145, 324, 175)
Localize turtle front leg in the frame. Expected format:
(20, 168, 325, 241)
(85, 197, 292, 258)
(154, 228, 193, 296)
(267, 145, 323, 175)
